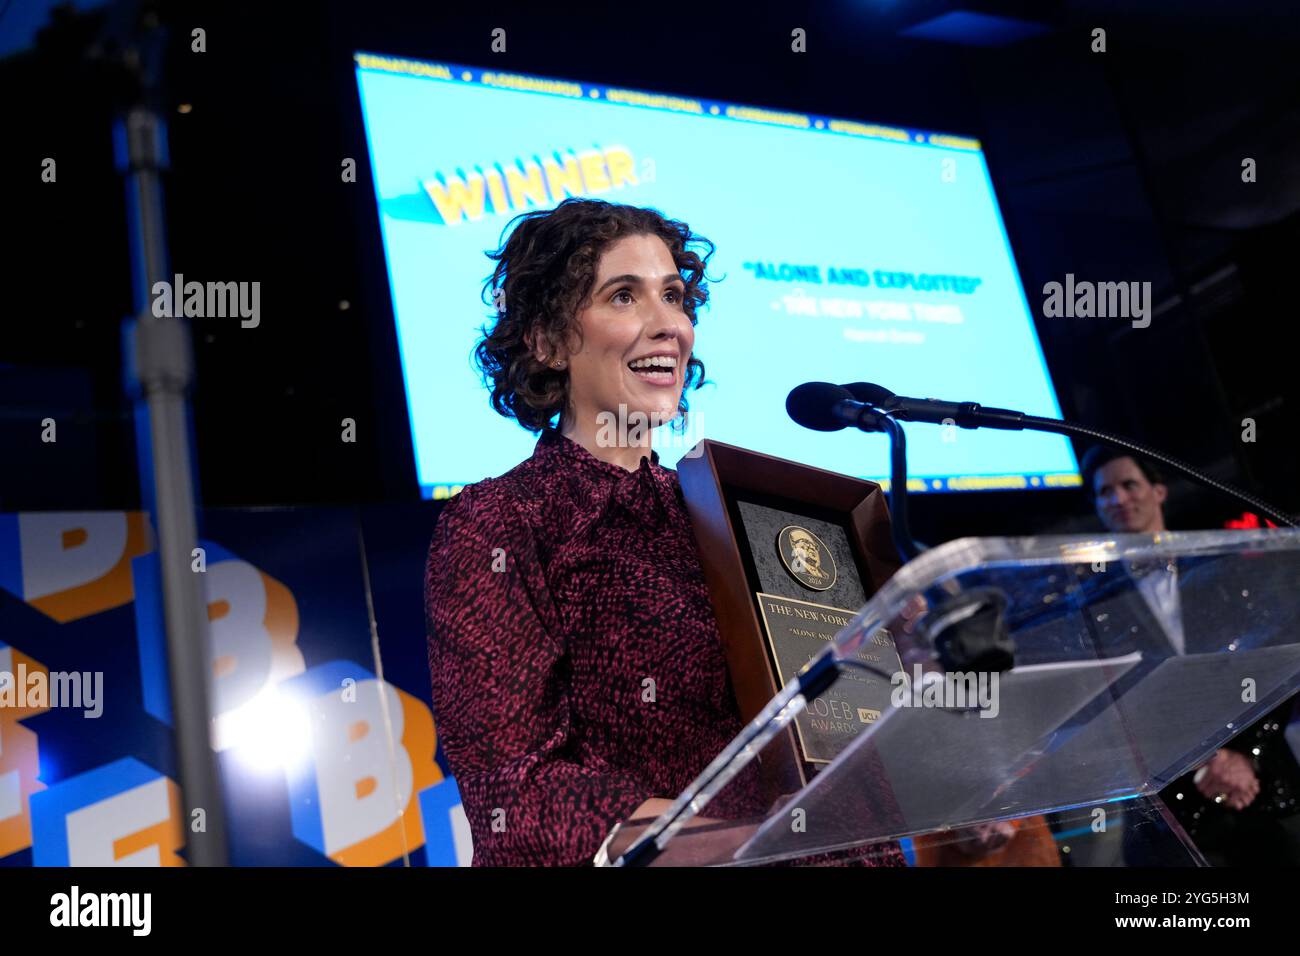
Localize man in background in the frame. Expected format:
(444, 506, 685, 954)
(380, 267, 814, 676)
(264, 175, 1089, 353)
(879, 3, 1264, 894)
(1082, 445, 1300, 865)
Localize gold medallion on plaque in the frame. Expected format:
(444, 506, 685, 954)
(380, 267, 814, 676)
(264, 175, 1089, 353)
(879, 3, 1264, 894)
(776, 525, 837, 591)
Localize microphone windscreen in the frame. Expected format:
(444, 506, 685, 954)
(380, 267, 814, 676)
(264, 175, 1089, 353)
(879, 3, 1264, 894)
(786, 382, 855, 432)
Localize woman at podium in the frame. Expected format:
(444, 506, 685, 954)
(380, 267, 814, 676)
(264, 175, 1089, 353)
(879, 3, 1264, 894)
(423, 197, 904, 867)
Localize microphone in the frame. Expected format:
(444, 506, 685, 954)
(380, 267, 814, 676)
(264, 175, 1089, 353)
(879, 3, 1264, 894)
(785, 382, 885, 433)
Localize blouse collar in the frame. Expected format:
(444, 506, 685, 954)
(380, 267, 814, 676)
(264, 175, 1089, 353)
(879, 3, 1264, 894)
(533, 426, 676, 528)
(536, 425, 660, 471)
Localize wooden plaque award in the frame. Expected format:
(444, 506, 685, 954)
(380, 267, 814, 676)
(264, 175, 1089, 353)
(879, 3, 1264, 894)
(677, 439, 903, 799)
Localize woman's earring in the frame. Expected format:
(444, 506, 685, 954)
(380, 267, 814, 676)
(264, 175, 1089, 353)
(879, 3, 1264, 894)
(551, 360, 566, 370)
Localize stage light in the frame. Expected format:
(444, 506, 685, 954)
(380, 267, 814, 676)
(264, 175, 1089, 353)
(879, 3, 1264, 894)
(224, 686, 314, 775)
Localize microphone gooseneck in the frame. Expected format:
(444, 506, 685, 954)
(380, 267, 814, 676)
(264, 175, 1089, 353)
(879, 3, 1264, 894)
(1017, 415, 1293, 528)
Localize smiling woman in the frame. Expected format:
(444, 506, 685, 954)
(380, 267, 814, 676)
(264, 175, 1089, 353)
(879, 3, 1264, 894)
(471, 197, 711, 462)
(423, 198, 905, 867)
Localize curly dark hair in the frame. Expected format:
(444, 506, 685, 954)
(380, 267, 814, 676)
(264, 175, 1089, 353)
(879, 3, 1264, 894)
(473, 197, 715, 433)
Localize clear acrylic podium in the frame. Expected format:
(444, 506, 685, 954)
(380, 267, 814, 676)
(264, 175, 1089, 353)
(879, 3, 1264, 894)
(604, 528, 1300, 866)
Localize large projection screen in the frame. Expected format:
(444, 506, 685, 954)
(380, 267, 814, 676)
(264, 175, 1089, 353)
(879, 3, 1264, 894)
(354, 53, 1079, 498)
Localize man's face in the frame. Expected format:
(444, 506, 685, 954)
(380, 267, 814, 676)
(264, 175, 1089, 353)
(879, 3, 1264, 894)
(1093, 457, 1168, 533)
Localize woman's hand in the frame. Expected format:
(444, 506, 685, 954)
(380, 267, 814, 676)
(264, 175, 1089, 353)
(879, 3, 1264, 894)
(628, 797, 676, 822)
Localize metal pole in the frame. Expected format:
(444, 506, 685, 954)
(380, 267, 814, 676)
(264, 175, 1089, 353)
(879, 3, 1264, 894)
(118, 98, 229, 864)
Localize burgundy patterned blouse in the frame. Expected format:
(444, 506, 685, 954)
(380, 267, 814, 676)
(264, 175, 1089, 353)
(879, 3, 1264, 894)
(424, 426, 906, 868)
